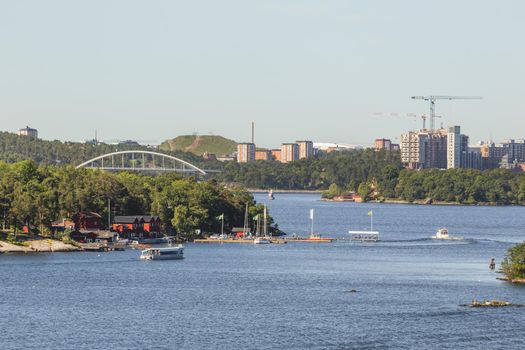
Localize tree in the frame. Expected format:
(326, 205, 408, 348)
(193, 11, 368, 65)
(357, 182, 371, 202)
(501, 242, 525, 280)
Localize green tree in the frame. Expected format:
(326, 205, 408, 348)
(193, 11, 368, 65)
(501, 241, 525, 280)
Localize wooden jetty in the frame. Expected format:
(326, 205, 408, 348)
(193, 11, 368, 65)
(194, 238, 287, 244)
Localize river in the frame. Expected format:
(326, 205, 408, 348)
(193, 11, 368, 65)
(1, 193, 524, 349)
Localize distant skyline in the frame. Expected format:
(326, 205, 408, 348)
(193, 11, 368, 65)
(1, 1, 524, 148)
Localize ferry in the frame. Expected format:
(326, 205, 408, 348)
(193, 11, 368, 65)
(432, 228, 463, 240)
(349, 210, 379, 242)
(349, 231, 379, 242)
(140, 245, 184, 260)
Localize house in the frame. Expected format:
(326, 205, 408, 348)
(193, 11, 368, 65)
(112, 215, 161, 239)
(232, 227, 248, 238)
(51, 219, 75, 236)
(73, 212, 103, 231)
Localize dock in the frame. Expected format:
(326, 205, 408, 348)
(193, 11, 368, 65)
(194, 238, 287, 244)
(193, 237, 335, 244)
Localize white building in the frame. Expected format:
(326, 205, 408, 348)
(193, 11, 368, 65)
(280, 143, 299, 163)
(19, 126, 38, 138)
(447, 126, 461, 169)
(296, 140, 314, 159)
(237, 143, 255, 163)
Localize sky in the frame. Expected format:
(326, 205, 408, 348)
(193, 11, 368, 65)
(0, 0, 524, 148)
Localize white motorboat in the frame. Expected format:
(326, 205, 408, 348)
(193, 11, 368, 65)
(432, 228, 462, 240)
(140, 245, 184, 260)
(254, 237, 271, 244)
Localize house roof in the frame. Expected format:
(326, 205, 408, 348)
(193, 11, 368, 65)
(114, 216, 140, 224)
(78, 212, 102, 219)
(114, 215, 160, 224)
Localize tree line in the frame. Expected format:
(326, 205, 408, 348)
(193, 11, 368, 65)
(0, 131, 221, 170)
(219, 149, 403, 190)
(0, 160, 275, 239)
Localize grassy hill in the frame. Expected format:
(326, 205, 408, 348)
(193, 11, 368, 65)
(159, 135, 237, 156)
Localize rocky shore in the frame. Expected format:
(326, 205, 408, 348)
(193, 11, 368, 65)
(0, 239, 79, 253)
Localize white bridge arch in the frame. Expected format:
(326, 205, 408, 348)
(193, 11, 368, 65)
(76, 150, 208, 175)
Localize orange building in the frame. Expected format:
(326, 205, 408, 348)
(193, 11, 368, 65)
(255, 150, 272, 161)
(271, 149, 281, 162)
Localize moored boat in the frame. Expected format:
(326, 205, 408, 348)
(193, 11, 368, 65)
(349, 210, 380, 242)
(140, 245, 184, 260)
(254, 237, 271, 244)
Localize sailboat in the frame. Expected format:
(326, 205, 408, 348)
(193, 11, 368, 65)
(305, 209, 334, 242)
(349, 210, 379, 242)
(268, 189, 275, 200)
(254, 206, 271, 244)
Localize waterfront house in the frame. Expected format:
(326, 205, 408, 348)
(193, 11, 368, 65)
(112, 215, 161, 239)
(73, 212, 103, 231)
(51, 219, 75, 236)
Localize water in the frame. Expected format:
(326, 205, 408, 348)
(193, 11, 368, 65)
(1, 193, 525, 349)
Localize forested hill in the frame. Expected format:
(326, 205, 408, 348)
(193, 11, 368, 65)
(219, 149, 403, 190)
(0, 132, 221, 169)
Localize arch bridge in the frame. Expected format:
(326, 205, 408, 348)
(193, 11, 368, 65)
(76, 150, 210, 175)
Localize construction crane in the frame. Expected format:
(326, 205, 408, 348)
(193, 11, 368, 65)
(373, 112, 437, 130)
(411, 96, 482, 130)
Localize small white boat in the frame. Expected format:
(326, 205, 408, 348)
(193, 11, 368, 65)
(432, 228, 462, 240)
(268, 190, 275, 200)
(140, 245, 184, 260)
(254, 237, 271, 244)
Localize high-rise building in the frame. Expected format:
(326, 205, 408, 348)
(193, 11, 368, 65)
(479, 139, 525, 169)
(402, 125, 476, 170)
(19, 126, 38, 138)
(401, 131, 428, 169)
(447, 126, 462, 169)
(237, 143, 255, 163)
(401, 130, 447, 169)
(280, 143, 299, 163)
(296, 140, 314, 159)
(375, 138, 392, 151)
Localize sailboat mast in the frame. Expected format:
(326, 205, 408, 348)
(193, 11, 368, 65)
(310, 209, 314, 235)
(371, 210, 374, 232)
(264, 206, 267, 236)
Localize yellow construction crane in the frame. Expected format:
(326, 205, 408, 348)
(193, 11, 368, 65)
(411, 95, 482, 130)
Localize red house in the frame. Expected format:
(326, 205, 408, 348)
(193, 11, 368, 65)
(73, 212, 103, 231)
(112, 215, 161, 238)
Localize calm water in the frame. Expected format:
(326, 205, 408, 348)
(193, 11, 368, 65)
(1, 193, 525, 349)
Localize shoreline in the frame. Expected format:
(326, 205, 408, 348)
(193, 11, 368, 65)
(0, 239, 79, 254)
(249, 189, 323, 194)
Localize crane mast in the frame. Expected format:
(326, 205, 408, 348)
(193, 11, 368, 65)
(411, 95, 482, 130)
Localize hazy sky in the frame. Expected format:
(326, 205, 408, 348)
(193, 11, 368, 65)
(1, 0, 523, 147)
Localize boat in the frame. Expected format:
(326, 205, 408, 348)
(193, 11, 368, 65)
(349, 210, 379, 242)
(268, 189, 275, 200)
(305, 233, 334, 242)
(140, 245, 184, 260)
(305, 208, 335, 242)
(254, 205, 272, 244)
(254, 237, 271, 244)
(432, 228, 463, 240)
